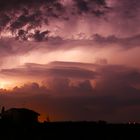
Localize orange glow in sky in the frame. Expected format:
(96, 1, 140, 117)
(0, 80, 14, 89)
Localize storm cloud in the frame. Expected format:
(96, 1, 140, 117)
(93, 34, 140, 49)
(0, 62, 140, 122)
(1, 62, 97, 80)
(0, 0, 110, 38)
(0, 0, 140, 123)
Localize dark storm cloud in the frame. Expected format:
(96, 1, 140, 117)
(46, 61, 140, 96)
(109, 0, 140, 35)
(1, 61, 140, 93)
(0, 1, 140, 122)
(113, 0, 140, 20)
(0, 0, 139, 40)
(0, 0, 111, 38)
(73, 0, 109, 15)
(0, 0, 65, 34)
(1, 63, 97, 79)
(45, 78, 94, 94)
(15, 29, 50, 41)
(31, 30, 50, 41)
(2, 61, 140, 86)
(0, 33, 139, 63)
(11, 82, 49, 95)
(1, 62, 140, 122)
(93, 34, 140, 49)
(47, 34, 140, 50)
(98, 63, 140, 83)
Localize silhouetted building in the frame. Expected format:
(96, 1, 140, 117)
(0, 107, 40, 124)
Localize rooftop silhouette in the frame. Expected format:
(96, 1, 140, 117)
(0, 106, 40, 124)
(0, 107, 139, 140)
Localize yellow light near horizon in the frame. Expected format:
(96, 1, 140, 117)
(0, 80, 17, 90)
(0, 82, 7, 89)
(0, 81, 11, 89)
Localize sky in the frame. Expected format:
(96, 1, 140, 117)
(0, 0, 140, 122)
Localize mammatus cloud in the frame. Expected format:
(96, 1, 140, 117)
(0, 0, 139, 40)
(0, 0, 109, 39)
(0, 0, 64, 31)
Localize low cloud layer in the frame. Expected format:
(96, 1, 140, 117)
(0, 61, 140, 122)
(0, 33, 140, 61)
(94, 34, 140, 49)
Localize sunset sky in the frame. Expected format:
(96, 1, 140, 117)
(0, 0, 140, 122)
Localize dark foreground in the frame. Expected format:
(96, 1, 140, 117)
(0, 121, 140, 140)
